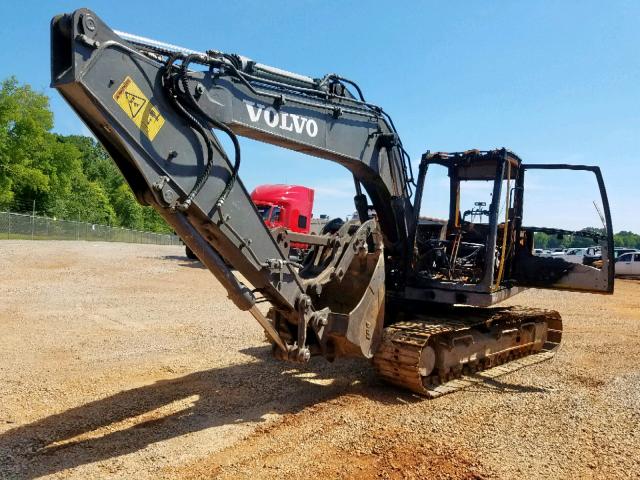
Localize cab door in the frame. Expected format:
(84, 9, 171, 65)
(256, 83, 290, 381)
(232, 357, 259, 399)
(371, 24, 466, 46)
(634, 253, 640, 275)
(514, 164, 614, 293)
(616, 253, 633, 275)
(564, 248, 584, 264)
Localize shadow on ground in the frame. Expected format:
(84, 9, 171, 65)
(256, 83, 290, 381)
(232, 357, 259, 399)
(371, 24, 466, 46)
(161, 255, 206, 269)
(0, 346, 382, 479)
(465, 375, 548, 394)
(0, 342, 549, 479)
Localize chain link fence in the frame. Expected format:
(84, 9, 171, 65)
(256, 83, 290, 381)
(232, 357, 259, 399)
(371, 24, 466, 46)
(0, 211, 180, 245)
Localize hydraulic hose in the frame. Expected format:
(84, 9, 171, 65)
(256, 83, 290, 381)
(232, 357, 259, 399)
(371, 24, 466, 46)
(162, 55, 241, 210)
(179, 55, 241, 208)
(162, 54, 215, 210)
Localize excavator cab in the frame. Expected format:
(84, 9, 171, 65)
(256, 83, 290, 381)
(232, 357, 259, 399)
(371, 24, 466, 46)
(411, 150, 614, 306)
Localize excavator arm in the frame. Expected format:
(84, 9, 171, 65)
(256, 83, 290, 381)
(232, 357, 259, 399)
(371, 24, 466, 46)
(51, 8, 412, 361)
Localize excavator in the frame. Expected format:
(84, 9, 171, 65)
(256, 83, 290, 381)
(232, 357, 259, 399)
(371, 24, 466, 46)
(50, 9, 614, 397)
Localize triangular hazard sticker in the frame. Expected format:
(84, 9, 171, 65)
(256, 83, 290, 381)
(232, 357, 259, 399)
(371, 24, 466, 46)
(125, 91, 147, 118)
(113, 76, 165, 140)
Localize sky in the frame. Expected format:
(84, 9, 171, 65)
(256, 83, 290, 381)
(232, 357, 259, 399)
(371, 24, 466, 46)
(1, 1, 638, 231)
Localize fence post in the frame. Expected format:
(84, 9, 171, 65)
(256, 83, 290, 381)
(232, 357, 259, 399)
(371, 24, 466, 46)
(31, 200, 35, 240)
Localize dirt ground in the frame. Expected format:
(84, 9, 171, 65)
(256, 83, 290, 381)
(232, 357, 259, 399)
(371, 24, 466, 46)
(0, 240, 639, 479)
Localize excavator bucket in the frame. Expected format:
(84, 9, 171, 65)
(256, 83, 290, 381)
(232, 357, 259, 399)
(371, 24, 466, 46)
(317, 247, 386, 359)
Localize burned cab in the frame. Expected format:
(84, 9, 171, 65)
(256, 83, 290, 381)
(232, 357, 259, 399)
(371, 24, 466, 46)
(408, 149, 614, 306)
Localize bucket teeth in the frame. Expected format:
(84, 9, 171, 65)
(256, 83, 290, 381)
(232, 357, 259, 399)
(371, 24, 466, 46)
(372, 306, 562, 398)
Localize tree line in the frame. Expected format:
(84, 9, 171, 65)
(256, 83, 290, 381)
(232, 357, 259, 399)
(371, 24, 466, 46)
(534, 230, 640, 250)
(0, 77, 169, 233)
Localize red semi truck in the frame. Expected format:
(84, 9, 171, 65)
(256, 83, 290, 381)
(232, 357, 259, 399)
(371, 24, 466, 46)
(250, 184, 314, 234)
(185, 184, 317, 259)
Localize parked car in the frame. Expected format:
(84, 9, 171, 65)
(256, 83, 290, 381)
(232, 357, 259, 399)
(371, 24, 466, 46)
(615, 251, 640, 276)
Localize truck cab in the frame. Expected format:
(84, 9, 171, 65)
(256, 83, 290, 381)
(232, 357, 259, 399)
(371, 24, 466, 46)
(186, 184, 315, 261)
(615, 251, 640, 276)
(250, 185, 314, 234)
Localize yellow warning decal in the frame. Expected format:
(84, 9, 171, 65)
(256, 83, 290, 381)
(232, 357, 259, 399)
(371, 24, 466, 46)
(113, 76, 165, 140)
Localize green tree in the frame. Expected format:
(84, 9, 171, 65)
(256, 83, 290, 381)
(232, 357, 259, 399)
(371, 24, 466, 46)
(111, 183, 145, 229)
(61, 177, 117, 225)
(141, 206, 171, 233)
(614, 231, 640, 249)
(0, 77, 53, 209)
(535, 227, 640, 250)
(59, 134, 170, 232)
(60, 134, 122, 191)
(0, 77, 171, 233)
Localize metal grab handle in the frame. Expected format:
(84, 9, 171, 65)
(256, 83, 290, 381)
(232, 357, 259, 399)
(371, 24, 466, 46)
(500, 328, 519, 336)
(452, 334, 474, 347)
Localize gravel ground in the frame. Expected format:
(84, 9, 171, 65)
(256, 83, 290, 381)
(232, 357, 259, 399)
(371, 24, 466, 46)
(0, 240, 638, 479)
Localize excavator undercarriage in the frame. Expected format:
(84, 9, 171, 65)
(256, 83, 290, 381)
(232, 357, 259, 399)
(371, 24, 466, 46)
(50, 9, 613, 396)
(374, 306, 562, 397)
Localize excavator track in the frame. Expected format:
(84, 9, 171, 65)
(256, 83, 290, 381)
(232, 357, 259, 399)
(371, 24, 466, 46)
(373, 306, 563, 398)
